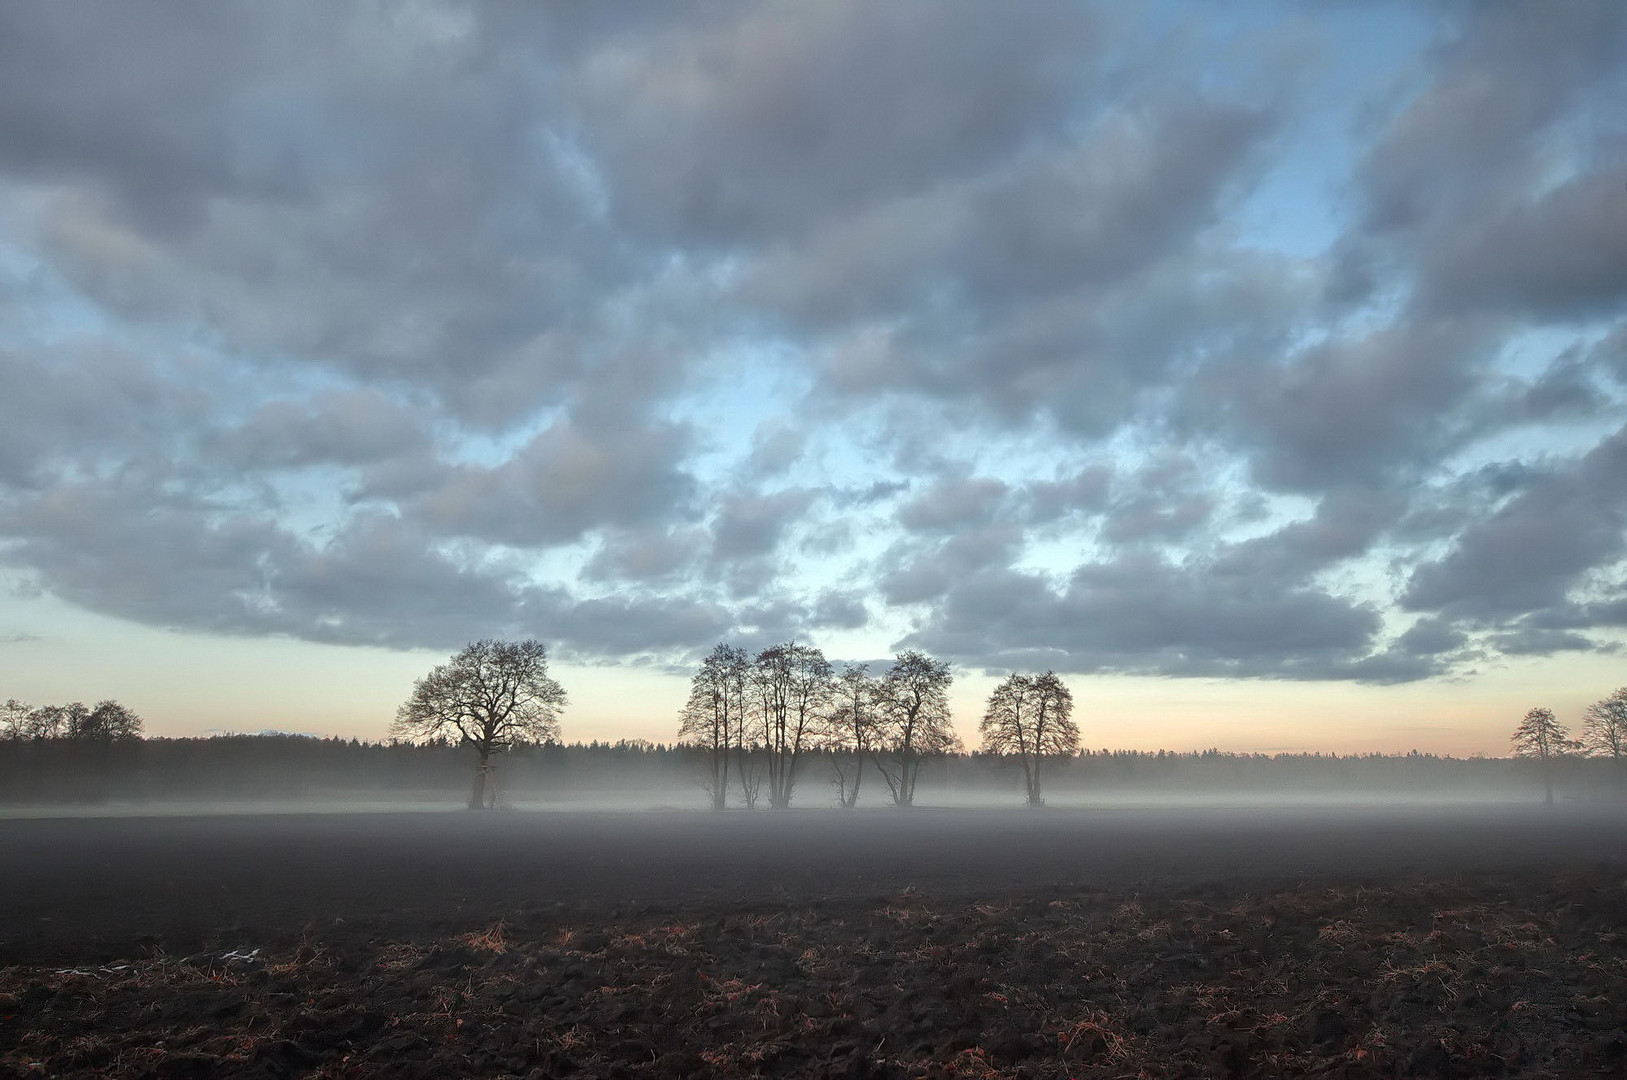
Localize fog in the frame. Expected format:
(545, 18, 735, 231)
(1, 736, 1614, 818)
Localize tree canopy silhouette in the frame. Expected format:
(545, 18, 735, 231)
(393, 639, 565, 809)
(1511, 706, 1575, 806)
(2, 699, 142, 741)
(677, 643, 748, 810)
(874, 650, 958, 807)
(751, 641, 832, 810)
(1582, 687, 1627, 789)
(980, 671, 1078, 807)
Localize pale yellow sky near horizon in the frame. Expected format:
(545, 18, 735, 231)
(2, 590, 1620, 756)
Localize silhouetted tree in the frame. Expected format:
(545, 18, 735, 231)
(393, 639, 566, 809)
(4, 700, 143, 740)
(677, 643, 748, 809)
(751, 641, 832, 809)
(827, 663, 878, 808)
(1, 699, 32, 740)
(75, 700, 144, 740)
(874, 650, 958, 807)
(1582, 687, 1627, 792)
(980, 671, 1078, 806)
(1511, 706, 1575, 806)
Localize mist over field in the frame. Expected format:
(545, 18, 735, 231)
(2, 733, 1619, 816)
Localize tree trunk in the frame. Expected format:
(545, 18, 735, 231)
(717, 737, 730, 810)
(469, 752, 490, 810)
(1543, 764, 1553, 807)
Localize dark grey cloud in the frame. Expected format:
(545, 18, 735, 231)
(208, 391, 430, 470)
(0, 473, 775, 657)
(1100, 452, 1215, 544)
(743, 420, 806, 479)
(1596, 324, 1627, 385)
(1350, 1, 1624, 244)
(1212, 490, 1406, 584)
(811, 589, 869, 631)
(1023, 465, 1113, 524)
(896, 477, 1008, 534)
(709, 489, 817, 562)
(1403, 424, 1627, 621)
(0, 345, 201, 486)
(1487, 624, 1599, 658)
(411, 419, 697, 548)
(1198, 319, 1495, 492)
(583, 526, 705, 586)
(1421, 165, 1627, 322)
(0, 1, 1623, 684)
(574, 0, 1106, 247)
(1394, 617, 1467, 659)
(902, 553, 1390, 680)
(879, 525, 1025, 607)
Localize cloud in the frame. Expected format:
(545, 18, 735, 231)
(0, 2, 1623, 686)
(411, 418, 698, 548)
(1023, 466, 1113, 524)
(583, 526, 706, 585)
(1420, 165, 1627, 322)
(0, 344, 201, 486)
(896, 477, 1008, 534)
(208, 391, 430, 470)
(1403, 424, 1627, 621)
(1199, 319, 1495, 492)
(0, 473, 746, 656)
(573, 0, 1106, 246)
(902, 552, 1390, 680)
(709, 488, 818, 562)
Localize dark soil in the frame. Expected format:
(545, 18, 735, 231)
(3, 806, 1626, 1077)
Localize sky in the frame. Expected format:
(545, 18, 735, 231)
(0, 1, 1624, 755)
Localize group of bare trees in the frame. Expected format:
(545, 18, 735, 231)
(677, 644, 958, 809)
(1512, 688, 1627, 804)
(1, 699, 143, 741)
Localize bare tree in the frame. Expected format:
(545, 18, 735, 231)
(737, 748, 767, 810)
(6, 700, 143, 740)
(1511, 706, 1576, 806)
(393, 639, 566, 809)
(1582, 687, 1627, 792)
(751, 641, 832, 809)
(827, 663, 878, 808)
(76, 700, 144, 740)
(677, 644, 748, 809)
(980, 671, 1078, 807)
(2, 699, 33, 740)
(874, 650, 958, 808)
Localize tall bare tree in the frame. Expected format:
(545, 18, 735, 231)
(1511, 706, 1576, 806)
(874, 650, 957, 808)
(751, 641, 832, 809)
(677, 643, 749, 809)
(394, 639, 565, 809)
(826, 662, 878, 808)
(980, 671, 1078, 807)
(1582, 687, 1627, 792)
(1, 699, 34, 740)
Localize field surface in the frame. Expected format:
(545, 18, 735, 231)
(4, 804, 1627, 1077)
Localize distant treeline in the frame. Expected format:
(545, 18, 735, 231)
(1, 734, 1620, 806)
